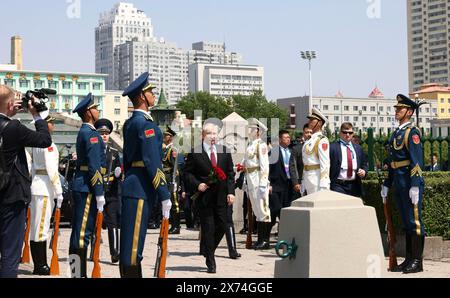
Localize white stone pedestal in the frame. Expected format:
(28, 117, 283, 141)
(274, 190, 386, 278)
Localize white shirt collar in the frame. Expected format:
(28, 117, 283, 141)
(83, 122, 96, 130)
(203, 142, 216, 153)
(398, 121, 411, 130)
(134, 109, 152, 118)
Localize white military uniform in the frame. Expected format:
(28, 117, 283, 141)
(243, 138, 271, 223)
(302, 131, 331, 194)
(30, 142, 63, 242)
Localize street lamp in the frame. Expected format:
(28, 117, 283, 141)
(301, 51, 317, 113)
(414, 94, 428, 128)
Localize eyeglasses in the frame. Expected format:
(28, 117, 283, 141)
(341, 131, 354, 135)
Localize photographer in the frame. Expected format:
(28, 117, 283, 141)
(0, 84, 52, 278)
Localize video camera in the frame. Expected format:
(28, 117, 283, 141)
(21, 88, 57, 112)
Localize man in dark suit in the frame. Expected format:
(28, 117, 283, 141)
(269, 130, 293, 232)
(184, 119, 235, 274)
(289, 124, 312, 198)
(329, 122, 368, 198)
(0, 85, 52, 278)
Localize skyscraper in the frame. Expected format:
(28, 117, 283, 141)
(407, 0, 449, 92)
(95, 2, 154, 90)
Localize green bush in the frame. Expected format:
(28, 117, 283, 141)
(362, 172, 450, 240)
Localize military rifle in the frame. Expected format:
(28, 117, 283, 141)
(91, 211, 103, 278)
(376, 168, 398, 271)
(21, 207, 31, 264)
(49, 208, 61, 275)
(154, 218, 169, 278)
(246, 198, 254, 249)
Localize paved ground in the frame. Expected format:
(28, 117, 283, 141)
(18, 228, 450, 278)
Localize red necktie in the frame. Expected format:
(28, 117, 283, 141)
(347, 145, 353, 178)
(210, 146, 217, 167)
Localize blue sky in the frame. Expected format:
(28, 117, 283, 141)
(0, 0, 407, 100)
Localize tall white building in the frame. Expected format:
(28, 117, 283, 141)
(187, 42, 243, 66)
(277, 87, 438, 135)
(95, 2, 154, 90)
(189, 63, 264, 98)
(407, 0, 450, 92)
(116, 38, 189, 105)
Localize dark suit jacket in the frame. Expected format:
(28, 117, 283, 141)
(329, 141, 368, 196)
(289, 143, 304, 186)
(0, 115, 52, 205)
(269, 146, 291, 192)
(184, 145, 235, 209)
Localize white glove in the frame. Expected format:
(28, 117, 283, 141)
(114, 166, 122, 178)
(162, 199, 172, 219)
(56, 194, 64, 209)
(258, 186, 267, 199)
(409, 187, 420, 205)
(381, 186, 389, 204)
(96, 196, 105, 212)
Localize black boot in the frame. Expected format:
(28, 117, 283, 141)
(254, 222, 270, 250)
(392, 234, 412, 272)
(206, 254, 216, 274)
(169, 212, 181, 235)
(88, 234, 95, 262)
(253, 222, 263, 249)
(225, 225, 241, 259)
(108, 228, 120, 264)
(69, 247, 87, 278)
(120, 263, 143, 278)
(403, 235, 424, 274)
(31, 241, 50, 276)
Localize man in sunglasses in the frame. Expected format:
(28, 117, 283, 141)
(329, 122, 367, 198)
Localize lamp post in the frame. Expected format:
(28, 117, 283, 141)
(414, 94, 428, 128)
(301, 51, 317, 113)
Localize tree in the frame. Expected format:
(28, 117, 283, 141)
(231, 90, 288, 129)
(176, 92, 232, 120)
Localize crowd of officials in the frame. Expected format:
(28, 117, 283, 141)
(0, 73, 436, 277)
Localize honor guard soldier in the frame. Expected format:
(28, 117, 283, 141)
(69, 93, 106, 278)
(381, 94, 425, 274)
(95, 118, 122, 264)
(121, 72, 172, 278)
(163, 126, 181, 235)
(29, 114, 63, 275)
(243, 118, 271, 250)
(302, 108, 330, 194)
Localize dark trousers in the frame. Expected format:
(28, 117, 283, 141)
(182, 194, 194, 228)
(199, 205, 227, 259)
(331, 181, 361, 198)
(0, 201, 27, 278)
(104, 196, 121, 229)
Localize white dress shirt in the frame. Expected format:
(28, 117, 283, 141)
(338, 140, 357, 181)
(203, 142, 217, 163)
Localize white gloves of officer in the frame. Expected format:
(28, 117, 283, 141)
(410, 187, 420, 205)
(96, 195, 105, 212)
(56, 194, 64, 209)
(162, 199, 172, 219)
(381, 186, 389, 204)
(114, 166, 122, 178)
(258, 186, 267, 199)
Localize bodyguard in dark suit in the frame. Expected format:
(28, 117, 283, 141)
(0, 85, 52, 278)
(184, 119, 235, 274)
(329, 122, 367, 198)
(289, 124, 313, 197)
(269, 130, 293, 231)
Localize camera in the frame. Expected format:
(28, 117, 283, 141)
(21, 88, 57, 112)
